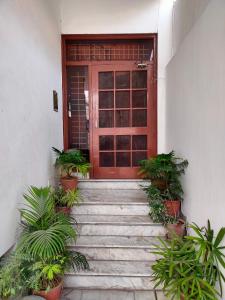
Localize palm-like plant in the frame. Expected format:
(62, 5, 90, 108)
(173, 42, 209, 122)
(18, 186, 76, 259)
(152, 221, 225, 300)
(187, 221, 225, 295)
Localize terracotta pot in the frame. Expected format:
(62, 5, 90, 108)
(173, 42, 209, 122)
(55, 206, 71, 215)
(33, 281, 62, 300)
(166, 219, 185, 239)
(151, 179, 167, 190)
(60, 176, 78, 191)
(164, 200, 181, 216)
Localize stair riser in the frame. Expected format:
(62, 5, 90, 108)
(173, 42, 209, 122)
(64, 275, 156, 290)
(73, 205, 149, 216)
(71, 247, 157, 261)
(77, 224, 165, 236)
(80, 189, 147, 203)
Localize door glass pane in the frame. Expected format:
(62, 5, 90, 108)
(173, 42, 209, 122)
(99, 72, 114, 89)
(132, 135, 147, 150)
(99, 91, 114, 109)
(116, 71, 130, 89)
(100, 152, 114, 167)
(132, 151, 147, 167)
(132, 109, 147, 127)
(99, 110, 114, 128)
(116, 152, 131, 167)
(132, 90, 147, 108)
(132, 71, 147, 88)
(116, 91, 130, 108)
(116, 135, 131, 150)
(100, 136, 114, 150)
(116, 110, 130, 127)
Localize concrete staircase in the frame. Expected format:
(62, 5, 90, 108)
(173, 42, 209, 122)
(63, 180, 167, 300)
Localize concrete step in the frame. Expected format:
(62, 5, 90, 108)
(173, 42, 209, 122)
(74, 235, 160, 248)
(76, 223, 165, 236)
(78, 179, 150, 190)
(80, 189, 148, 203)
(74, 214, 164, 236)
(65, 184, 166, 295)
(67, 260, 153, 277)
(71, 246, 157, 261)
(72, 203, 149, 216)
(62, 289, 160, 300)
(64, 274, 155, 290)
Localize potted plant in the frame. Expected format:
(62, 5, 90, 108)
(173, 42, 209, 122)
(140, 151, 188, 216)
(163, 215, 186, 239)
(25, 250, 88, 300)
(51, 187, 81, 215)
(52, 147, 90, 191)
(152, 220, 225, 299)
(17, 186, 89, 300)
(0, 253, 26, 300)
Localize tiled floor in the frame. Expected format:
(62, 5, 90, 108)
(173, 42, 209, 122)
(61, 289, 168, 300)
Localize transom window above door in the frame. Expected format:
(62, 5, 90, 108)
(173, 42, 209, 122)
(98, 70, 148, 128)
(66, 39, 154, 61)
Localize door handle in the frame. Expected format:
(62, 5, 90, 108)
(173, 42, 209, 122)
(86, 120, 89, 130)
(68, 102, 72, 118)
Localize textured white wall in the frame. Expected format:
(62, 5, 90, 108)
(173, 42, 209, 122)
(60, 0, 174, 152)
(166, 0, 225, 233)
(0, 0, 63, 255)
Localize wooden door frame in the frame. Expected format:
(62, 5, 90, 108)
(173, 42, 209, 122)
(61, 34, 158, 178)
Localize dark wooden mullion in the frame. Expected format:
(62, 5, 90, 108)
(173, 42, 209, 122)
(130, 70, 133, 167)
(113, 72, 116, 167)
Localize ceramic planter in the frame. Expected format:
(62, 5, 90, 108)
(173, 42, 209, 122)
(166, 219, 185, 239)
(33, 281, 62, 300)
(60, 176, 78, 191)
(164, 200, 181, 216)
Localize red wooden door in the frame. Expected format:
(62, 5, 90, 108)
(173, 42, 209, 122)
(90, 63, 156, 179)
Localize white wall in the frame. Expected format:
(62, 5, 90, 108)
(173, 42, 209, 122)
(0, 0, 63, 255)
(172, 0, 210, 54)
(60, 0, 174, 152)
(166, 0, 225, 233)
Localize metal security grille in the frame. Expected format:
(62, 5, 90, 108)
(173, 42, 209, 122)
(66, 40, 153, 62)
(67, 66, 89, 150)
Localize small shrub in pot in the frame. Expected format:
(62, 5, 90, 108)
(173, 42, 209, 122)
(52, 187, 81, 215)
(52, 147, 90, 191)
(140, 151, 188, 216)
